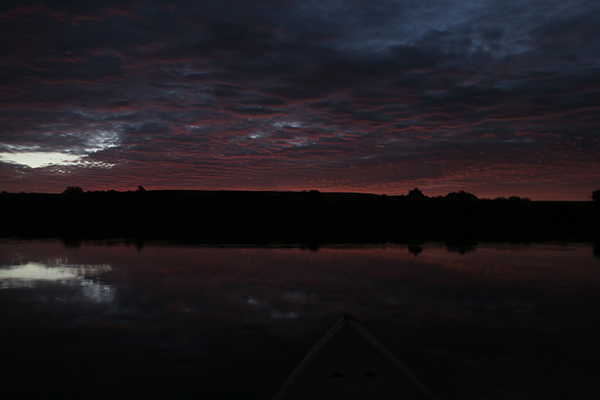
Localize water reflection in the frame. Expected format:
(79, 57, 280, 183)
(0, 260, 114, 303)
(0, 240, 599, 400)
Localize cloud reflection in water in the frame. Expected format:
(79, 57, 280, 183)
(0, 261, 115, 303)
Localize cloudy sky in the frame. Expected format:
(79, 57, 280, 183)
(1, 0, 599, 199)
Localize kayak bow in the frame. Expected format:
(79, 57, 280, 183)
(273, 315, 435, 400)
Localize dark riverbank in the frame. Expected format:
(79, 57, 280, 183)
(1, 190, 599, 245)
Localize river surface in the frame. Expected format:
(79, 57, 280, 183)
(1, 239, 599, 399)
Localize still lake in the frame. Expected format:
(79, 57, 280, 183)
(1, 239, 599, 399)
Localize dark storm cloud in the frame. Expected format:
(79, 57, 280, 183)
(1, 0, 599, 199)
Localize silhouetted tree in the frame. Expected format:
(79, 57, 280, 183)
(445, 191, 478, 202)
(408, 244, 423, 256)
(137, 185, 146, 192)
(407, 187, 425, 198)
(592, 189, 600, 202)
(62, 186, 84, 195)
(446, 243, 477, 254)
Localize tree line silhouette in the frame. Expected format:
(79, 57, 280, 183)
(1, 187, 598, 244)
(56, 186, 540, 201)
(55, 186, 600, 203)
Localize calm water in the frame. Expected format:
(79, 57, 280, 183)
(1, 240, 599, 399)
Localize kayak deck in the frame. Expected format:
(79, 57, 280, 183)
(273, 315, 435, 400)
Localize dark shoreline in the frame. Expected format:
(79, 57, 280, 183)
(1, 190, 599, 246)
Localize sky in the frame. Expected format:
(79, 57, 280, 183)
(1, 0, 599, 200)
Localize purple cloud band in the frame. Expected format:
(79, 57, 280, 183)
(1, 0, 599, 199)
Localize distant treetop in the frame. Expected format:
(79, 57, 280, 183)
(592, 189, 600, 202)
(445, 191, 478, 201)
(137, 185, 146, 192)
(62, 186, 84, 195)
(494, 196, 531, 202)
(407, 187, 426, 198)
